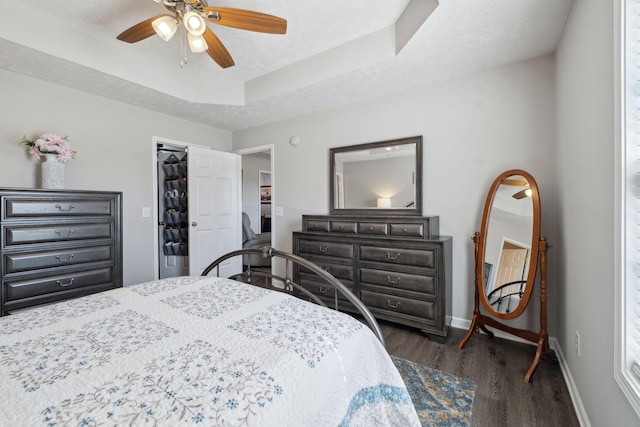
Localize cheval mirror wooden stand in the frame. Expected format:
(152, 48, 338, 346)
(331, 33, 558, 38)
(458, 169, 550, 383)
(459, 233, 550, 382)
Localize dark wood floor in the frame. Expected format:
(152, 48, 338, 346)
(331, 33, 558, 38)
(381, 321, 580, 427)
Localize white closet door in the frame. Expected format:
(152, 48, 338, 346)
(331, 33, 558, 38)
(187, 146, 242, 276)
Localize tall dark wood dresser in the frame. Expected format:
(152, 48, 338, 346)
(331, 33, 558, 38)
(0, 188, 123, 315)
(293, 214, 452, 340)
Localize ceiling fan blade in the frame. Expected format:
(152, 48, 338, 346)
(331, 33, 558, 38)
(203, 29, 235, 68)
(502, 179, 527, 186)
(117, 15, 166, 43)
(512, 189, 529, 199)
(203, 7, 287, 34)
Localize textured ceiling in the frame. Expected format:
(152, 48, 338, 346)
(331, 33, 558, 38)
(0, 0, 573, 131)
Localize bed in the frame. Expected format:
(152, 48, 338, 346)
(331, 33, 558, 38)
(0, 248, 420, 426)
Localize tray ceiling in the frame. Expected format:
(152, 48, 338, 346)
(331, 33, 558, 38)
(0, 0, 573, 131)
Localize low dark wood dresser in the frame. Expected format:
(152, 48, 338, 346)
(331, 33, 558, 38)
(293, 214, 452, 340)
(0, 188, 123, 315)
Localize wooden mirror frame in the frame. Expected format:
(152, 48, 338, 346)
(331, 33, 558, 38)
(329, 136, 423, 216)
(459, 169, 550, 382)
(477, 169, 541, 319)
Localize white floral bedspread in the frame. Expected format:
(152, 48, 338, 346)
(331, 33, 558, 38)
(0, 276, 420, 426)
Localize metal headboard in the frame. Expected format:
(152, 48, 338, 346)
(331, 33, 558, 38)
(201, 246, 385, 347)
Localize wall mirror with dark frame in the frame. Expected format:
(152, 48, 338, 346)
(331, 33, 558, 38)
(458, 169, 550, 382)
(330, 136, 422, 216)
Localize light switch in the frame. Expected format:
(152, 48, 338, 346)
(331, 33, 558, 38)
(142, 207, 151, 218)
(275, 206, 284, 217)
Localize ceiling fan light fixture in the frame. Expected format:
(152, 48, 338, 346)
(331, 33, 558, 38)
(152, 16, 178, 41)
(183, 11, 206, 36)
(187, 33, 208, 53)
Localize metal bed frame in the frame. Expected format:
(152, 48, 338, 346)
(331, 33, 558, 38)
(201, 246, 385, 347)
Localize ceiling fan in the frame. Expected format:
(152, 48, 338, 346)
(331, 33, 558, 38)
(501, 178, 532, 199)
(117, 0, 287, 68)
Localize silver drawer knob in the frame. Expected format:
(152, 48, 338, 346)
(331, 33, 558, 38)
(386, 252, 401, 260)
(55, 229, 75, 237)
(386, 276, 400, 285)
(54, 204, 75, 212)
(56, 278, 75, 287)
(387, 300, 401, 309)
(55, 254, 75, 262)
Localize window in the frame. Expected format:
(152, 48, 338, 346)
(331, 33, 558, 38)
(617, 0, 640, 416)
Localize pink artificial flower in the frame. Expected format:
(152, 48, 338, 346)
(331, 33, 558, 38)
(19, 133, 76, 163)
(28, 146, 41, 160)
(56, 147, 73, 162)
(40, 133, 65, 146)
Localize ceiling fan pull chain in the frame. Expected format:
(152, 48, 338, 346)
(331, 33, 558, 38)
(180, 24, 188, 67)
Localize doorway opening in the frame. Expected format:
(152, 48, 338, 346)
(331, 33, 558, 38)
(235, 145, 274, 271)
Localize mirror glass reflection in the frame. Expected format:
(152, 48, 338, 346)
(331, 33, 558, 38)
(483, 175, 535, 314)
(330, 136, 422, 215)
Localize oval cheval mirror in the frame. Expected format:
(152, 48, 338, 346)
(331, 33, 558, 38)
(458, 169, 550, 383)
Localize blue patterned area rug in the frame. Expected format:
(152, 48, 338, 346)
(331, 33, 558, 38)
(392, 356, 476, 427)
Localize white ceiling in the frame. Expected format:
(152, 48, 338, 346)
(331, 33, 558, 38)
(0, 0, 573, 132)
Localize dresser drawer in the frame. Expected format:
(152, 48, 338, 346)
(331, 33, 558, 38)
(330, 221, 357, 233)
(299, 260, 355, 282)
(389, 223, 425, 237)
(4, 245, 113, 273)
(306, 220, 330, 232)
(297, 239, 355, 260)
(360, 245, 435, 268)
(4, 222, 113, 247)
(3, 197, 115, 219)
(357, 222, 388, 235)
(4, 267, 114, 302)
(359, 267, 435, 296)
(297, 277, 355, 302)
(360, 289, 436, 321)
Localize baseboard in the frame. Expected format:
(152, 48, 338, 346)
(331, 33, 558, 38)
(450, 316, 591, 426)
(550, 337, 591, 427)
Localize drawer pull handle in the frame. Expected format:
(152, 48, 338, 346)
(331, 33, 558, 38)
(368, 226, 374, 231)
(386, 252, 401, 260)
(387, 300, 401, 309)
(56, 278, 75, 287)
(319, 286, 329, 294)
(54, 204, 76, 212)
(386, 276, 400, 285)
(55, 229, 76, 237)
(403, 228, 408, 233)
(318, 245, 329, 253)
(55, 254, 75, 262)
(339, 225, 345, 230)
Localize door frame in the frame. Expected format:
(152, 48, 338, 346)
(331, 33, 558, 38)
(234, 144, 275, 254)
(151, 136, 212, 280)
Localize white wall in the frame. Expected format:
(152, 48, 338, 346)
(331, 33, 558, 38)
(233, 55, 559, 336)
(556, 0, 638, 424)
(0, 69, 232, 285)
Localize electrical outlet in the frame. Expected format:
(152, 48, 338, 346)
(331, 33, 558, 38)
(575, 331, 581, 358)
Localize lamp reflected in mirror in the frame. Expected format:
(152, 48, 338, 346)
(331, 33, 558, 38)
(376, 197, 392, 208)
